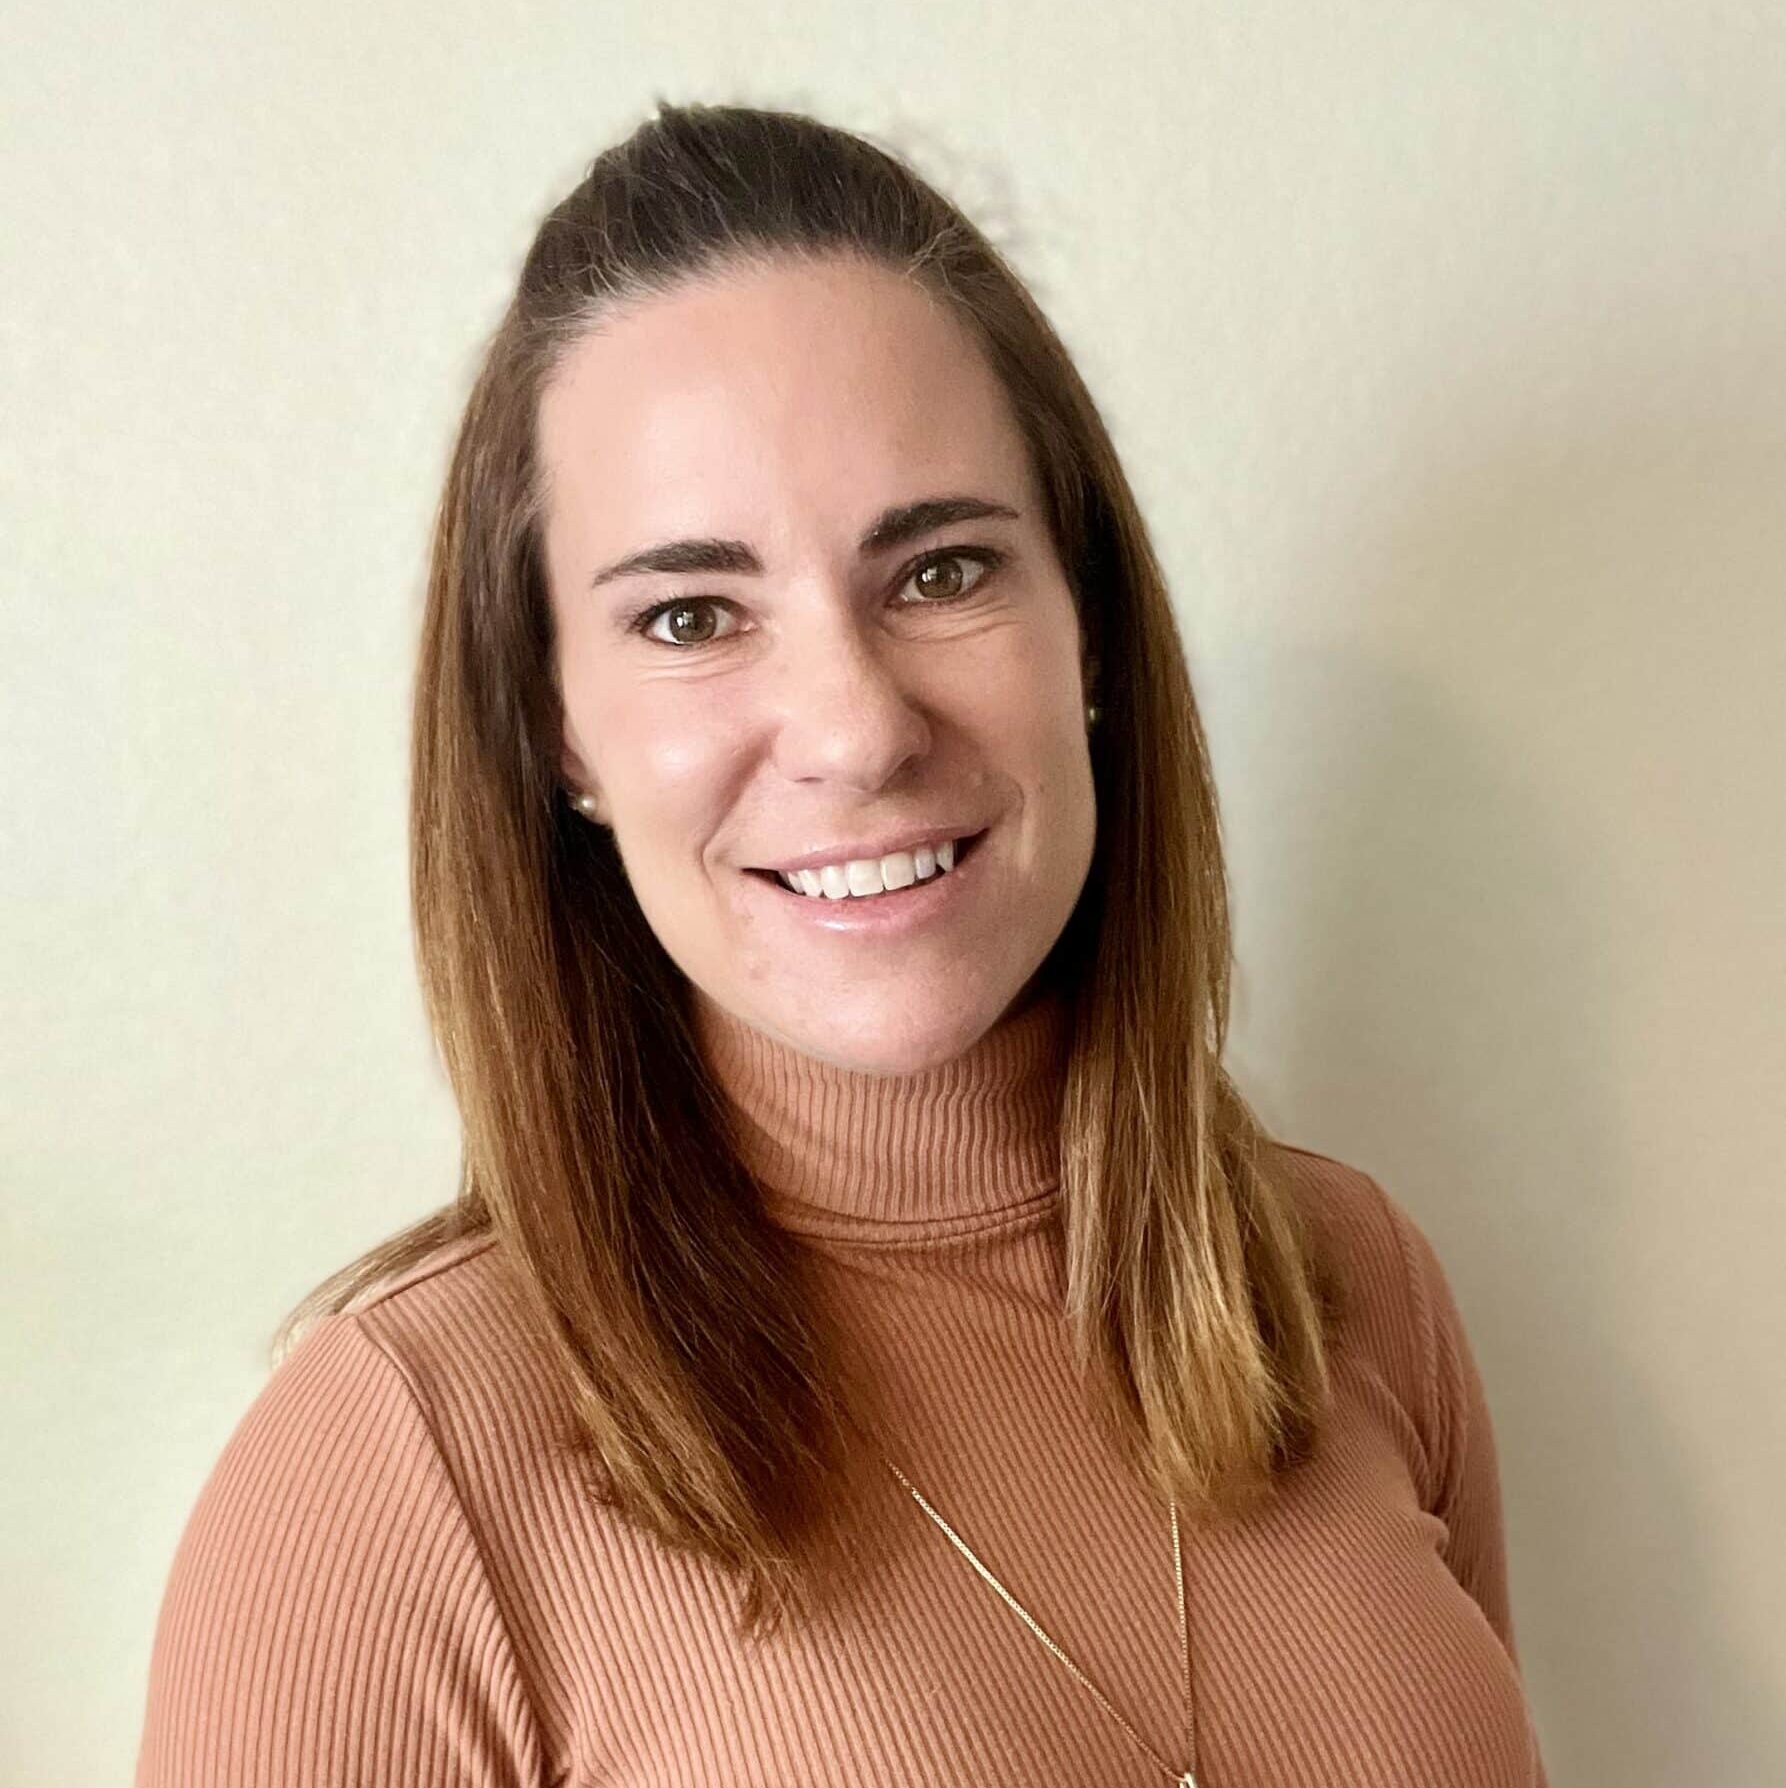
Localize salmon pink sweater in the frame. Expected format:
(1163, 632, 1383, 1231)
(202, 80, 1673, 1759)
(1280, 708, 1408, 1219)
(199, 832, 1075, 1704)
(135, 983, 1548, 1785)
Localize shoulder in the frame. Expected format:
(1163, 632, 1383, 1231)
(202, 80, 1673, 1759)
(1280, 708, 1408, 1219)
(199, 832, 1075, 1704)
(1263, 1138, 1433, 1306)
(333, 1229, 570, 1461)
(161, 1273, 497, 1594)
(165, 1230, 542, 1582)
(334, 1226, 517, 1364)
(136, 1238, 550, 1783)
(1261, 1141, 1451, 1481)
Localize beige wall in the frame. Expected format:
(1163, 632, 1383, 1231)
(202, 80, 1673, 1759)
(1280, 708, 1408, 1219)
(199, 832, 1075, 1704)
(4, 3, 1782, 1782)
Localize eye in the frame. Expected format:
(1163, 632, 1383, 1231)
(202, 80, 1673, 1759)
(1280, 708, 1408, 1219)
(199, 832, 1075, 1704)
(625, 546, 1004, 650)
(899, 546, 1003, 606)
(631, 596, 738, 649)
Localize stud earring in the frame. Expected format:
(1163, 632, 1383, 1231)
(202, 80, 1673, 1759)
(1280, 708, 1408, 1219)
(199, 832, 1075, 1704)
(570, 792, 601, 820)
(1085, 701, 1101, 728)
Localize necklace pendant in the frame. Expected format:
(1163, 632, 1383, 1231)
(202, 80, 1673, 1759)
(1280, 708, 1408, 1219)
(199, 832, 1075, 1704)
(1177, 1774, 1199, 1787)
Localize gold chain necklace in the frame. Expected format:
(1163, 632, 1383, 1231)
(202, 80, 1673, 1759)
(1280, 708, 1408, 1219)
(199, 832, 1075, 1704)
(879, 1452, 1199, 1786)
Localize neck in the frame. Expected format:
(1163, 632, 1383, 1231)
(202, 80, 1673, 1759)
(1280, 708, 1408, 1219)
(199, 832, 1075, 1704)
(687, 983, 1072, 1242)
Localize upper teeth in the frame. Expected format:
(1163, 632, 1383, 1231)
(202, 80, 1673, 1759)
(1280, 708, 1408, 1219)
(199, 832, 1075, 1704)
(776, 836, 960, 898)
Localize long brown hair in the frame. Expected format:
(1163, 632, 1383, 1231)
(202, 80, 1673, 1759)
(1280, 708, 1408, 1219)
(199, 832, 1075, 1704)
(275, 98, 1340, 1638)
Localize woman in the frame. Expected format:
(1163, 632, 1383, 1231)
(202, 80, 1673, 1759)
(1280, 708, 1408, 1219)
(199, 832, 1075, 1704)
(135, 101, 1548, 1786)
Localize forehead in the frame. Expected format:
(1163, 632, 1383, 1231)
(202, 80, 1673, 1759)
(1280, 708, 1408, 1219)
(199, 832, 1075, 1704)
(536, 255, 1036, 553)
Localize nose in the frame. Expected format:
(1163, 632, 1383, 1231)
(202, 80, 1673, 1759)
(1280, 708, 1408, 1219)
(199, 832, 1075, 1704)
(768, 605, 931, 791)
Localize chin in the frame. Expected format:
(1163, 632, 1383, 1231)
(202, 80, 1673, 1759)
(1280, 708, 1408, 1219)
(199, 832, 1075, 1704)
(786, 988, 1019, 1075)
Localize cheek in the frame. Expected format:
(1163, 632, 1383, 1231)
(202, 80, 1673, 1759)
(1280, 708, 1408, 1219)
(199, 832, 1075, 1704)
(646, 730, 739, 810)
(585, 694, 749, 840)
(999, 684, 1084, 784)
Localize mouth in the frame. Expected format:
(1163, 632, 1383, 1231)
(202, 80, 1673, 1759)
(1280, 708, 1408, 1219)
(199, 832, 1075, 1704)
(743, 827, 989, 899)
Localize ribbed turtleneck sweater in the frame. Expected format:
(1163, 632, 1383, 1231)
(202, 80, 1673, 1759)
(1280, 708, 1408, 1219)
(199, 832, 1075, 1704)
(135, 984, 1549, 1786)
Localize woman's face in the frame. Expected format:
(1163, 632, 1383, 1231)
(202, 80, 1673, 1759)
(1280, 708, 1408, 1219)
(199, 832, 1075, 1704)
(538, 253, 1097, 1075)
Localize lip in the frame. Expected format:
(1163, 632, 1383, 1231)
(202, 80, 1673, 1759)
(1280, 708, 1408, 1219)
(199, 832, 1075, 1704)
(747, 824, 986, 875)
(741, 827, 990, 934)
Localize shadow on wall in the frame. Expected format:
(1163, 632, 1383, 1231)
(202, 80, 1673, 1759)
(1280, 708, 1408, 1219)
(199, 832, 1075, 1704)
(1216, 392, 1785, 1787)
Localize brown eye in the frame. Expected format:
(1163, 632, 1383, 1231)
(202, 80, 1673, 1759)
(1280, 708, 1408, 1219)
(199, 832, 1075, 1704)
(904, 548, 1001, 605)
(643, 600, 728, 646)
(914, 557, 966, 599)
(631, 548, 1000, 651)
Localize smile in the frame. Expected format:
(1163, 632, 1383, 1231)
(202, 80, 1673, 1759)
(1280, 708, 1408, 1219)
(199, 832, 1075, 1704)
(742, 828, 991, 932)
(750, 831, 985, 901)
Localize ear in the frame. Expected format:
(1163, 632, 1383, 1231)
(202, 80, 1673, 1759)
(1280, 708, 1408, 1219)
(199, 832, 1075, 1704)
(560, 743, 609, 826)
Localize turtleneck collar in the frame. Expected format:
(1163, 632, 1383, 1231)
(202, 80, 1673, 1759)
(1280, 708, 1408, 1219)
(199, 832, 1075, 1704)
(687, 982, 1071, 1243)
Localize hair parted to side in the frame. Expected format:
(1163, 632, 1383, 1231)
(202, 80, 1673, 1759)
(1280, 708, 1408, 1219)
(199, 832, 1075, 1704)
(273, 96, 1342, 1640)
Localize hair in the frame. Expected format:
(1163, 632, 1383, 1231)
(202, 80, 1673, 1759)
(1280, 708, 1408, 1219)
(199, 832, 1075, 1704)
(274, 97, 1343, 1639)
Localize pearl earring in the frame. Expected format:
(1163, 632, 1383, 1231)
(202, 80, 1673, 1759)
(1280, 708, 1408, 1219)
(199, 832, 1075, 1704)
(1085, 701, 1101, 728)
(571, 792, 600, 820)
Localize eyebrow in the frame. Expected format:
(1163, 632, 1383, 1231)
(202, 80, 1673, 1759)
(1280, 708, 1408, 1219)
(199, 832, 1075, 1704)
(586, 495, 1023, 592)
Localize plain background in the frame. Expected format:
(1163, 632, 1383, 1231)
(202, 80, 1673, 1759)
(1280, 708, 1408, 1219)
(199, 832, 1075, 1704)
(4, 2, 1783, 1782)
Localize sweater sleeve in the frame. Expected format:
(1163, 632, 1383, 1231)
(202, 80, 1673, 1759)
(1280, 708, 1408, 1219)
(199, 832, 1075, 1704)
(1383, 1190, 1525, 1671)
(134, 1311, 546, 1788)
